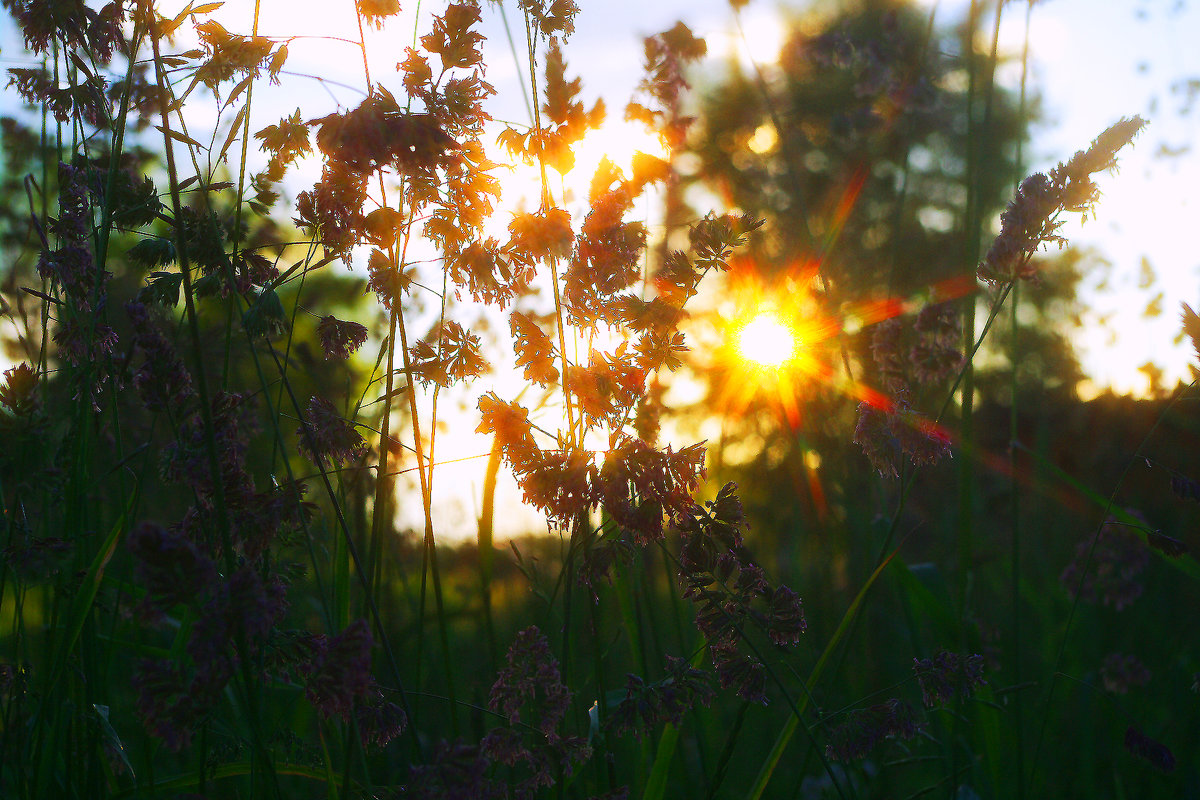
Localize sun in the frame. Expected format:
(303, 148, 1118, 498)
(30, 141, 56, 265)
(736, 312, 797, 367)
(703, 265, 841, 429)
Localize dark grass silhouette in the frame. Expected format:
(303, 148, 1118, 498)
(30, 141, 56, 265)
(0, 1, 1190, 798)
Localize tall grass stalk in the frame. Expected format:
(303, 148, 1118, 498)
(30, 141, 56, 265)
(1008, 3, 1035, 795)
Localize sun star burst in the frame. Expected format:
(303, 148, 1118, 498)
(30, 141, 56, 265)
(737, 312, 796, 368)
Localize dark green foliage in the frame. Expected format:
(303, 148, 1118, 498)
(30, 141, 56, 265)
(0, 0, 1193, 798)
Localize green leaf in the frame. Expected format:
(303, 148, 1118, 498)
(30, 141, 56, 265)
(218, 103, 248, 163)
(110, 760, 345, 798)
(66, 51, 97, 81)
(643, 722, 681, 800)
(155, 125, 205, 151)
(138, 271, 184, 307)
(891, 560, 958, 637)
(224, 74, 254, 111)
(242, 288, 288, 337)
(44, 494, 133, 697)
(160, 1, 196, 38)
(93, 705, 135, 780)
(191, 1, 225, 15)
(128, 238, 177, 269)
(745, 544, 904, 800)
(643, 647, 706, 800)
(1015, 440, 1200, 581)
(192, 272, 223, 298)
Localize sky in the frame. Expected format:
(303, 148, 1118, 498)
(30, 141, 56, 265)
(2, 0, 1198, 539)
(988, 0, 1200, 398)
(7, 0, 1183, 397)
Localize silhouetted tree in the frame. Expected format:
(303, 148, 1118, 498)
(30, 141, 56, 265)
(665, 0, 1089, 556)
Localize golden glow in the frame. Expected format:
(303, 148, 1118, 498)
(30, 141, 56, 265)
(747, 124, 778, 155)
(711, 7, 789, 66)
(486, 118, 670, 241)
(736, 312, 795, 367)
(570, 119, 670, 186)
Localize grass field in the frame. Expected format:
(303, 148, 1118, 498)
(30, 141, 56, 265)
(0, 0, 1195, 797)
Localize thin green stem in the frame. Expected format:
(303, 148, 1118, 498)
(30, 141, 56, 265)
(522, 10, 577, 447)
(1009, 4, 1035, 795)
(149, 3, 234, 569)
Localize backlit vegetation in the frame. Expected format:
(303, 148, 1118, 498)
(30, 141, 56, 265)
(0, 0, 1194, 798)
